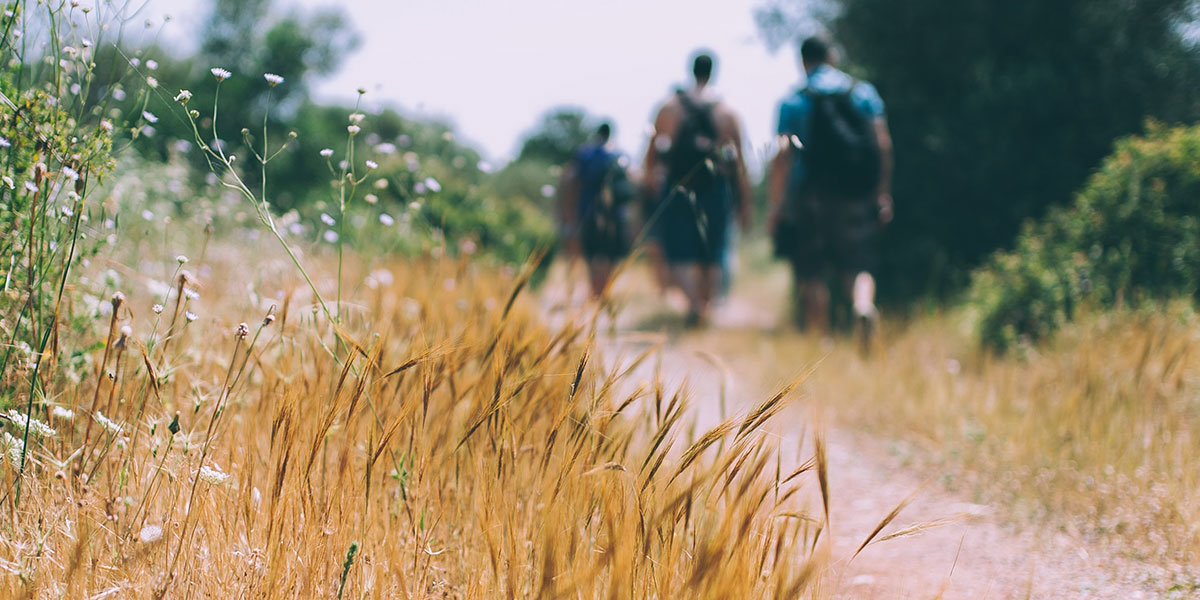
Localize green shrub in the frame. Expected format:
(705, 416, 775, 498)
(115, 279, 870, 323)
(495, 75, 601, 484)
(970, 122, 1200, 351)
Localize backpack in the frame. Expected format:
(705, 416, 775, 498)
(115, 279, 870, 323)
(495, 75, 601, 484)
(665, 90, 720, 191)
(801, 86, 881, 196)
(576, 146, 633, 241)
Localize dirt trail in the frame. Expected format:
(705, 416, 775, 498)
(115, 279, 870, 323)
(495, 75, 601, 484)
(543, 266, 1165, 599)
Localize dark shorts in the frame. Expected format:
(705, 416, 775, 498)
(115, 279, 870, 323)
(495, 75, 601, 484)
(580, 212, 628, 261)
(657, 178, 733, 266)
(776, 190, 878, 279)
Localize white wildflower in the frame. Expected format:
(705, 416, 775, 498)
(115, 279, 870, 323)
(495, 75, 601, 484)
(347, 125, 360, 135)
(152, 304, 164, 314)
(373, 178, 388, 190)
(94, 411, 124, 435)
(183, 288, 199, 301)
(176, 255, 188, 264)
(348, 113, 365, 124)
(375, 142, 396, 154)
(62, 166, 79, 181)
(364, 194, 378, 204)
(24, 181, 37, 193)
(210, 67, 232, 82)
(322, 230, 339, 243)
(0, 137, 9, 148)
(379, 213, 394, 226)
(112, 88, 126, 101)
(319, 148, 333, 158)
(129, 57, 140, 67)
(541, 184, 555, 198)
(141, 209, 154, 221)
(174, 89, 192, 103)
(51, 406, 74, 420)
(198, 464, 230, 485)
(320, 213, 335, 226)
(100, 119, 113, 132)
(4, 409, 57, 437)
(2, 176, 13, 189)
(146, 59, 158, 70)
(138, 524, 163, 543)
(365, 160, 378, 170)
(424, 177, 441, 193)
(145, 76, 158, 89)
(263, 73, 284, 86)
(142, 111, 158, 124)
(184, 311, 198, 323)
(2, 432, 24, 465)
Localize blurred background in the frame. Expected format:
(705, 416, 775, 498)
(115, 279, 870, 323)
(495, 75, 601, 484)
(49, 0, 1200, 345)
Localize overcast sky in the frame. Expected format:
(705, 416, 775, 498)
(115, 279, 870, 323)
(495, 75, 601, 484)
(144, 0, 804, 172)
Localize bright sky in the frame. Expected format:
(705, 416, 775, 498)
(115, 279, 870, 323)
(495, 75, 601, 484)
(149, 0, 804, 172)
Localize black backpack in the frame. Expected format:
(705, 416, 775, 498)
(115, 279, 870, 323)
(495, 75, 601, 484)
(801, 86, 881, 196)
(665, 90, 720, 191)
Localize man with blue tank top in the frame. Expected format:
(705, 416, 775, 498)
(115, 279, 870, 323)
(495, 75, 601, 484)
(768, 36, 894, 346)
(560, 123, 634, 298)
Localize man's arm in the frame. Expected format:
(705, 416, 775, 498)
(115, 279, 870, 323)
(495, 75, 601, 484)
(720, 108, 754, 232)
(642, 101, 676, 200)
(767, 136, 792, 235)
(557, 158, 582, 256)
(873, 116, 894, 224)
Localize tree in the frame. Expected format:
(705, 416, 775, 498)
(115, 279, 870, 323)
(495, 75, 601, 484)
(758, 0, 1200, 304)
(516, 107, 596, 166)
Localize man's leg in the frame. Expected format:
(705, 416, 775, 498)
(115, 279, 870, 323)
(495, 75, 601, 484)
(647, 242, 673, 295)
(671, 263, 706, 325)
(847, 270, 879, 353)
(588, 258, 614, 300)
(699, 264, 721, 318)
(801, 278, 831, 333)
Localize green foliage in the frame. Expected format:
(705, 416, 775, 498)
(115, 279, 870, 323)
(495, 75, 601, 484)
(970, 122, 1200, 351)
(759, 0, 1200, 305)
(516, 107, 596, 166)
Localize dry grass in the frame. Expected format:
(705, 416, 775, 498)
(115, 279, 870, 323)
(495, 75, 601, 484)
(666, 254, 1200, 570)
(0, 246, 848, 598)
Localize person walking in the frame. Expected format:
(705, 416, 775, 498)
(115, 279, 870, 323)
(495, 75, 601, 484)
(559, 123, 635, 299)
(643, 51, 752, 326)
(768, 36, 894, 346)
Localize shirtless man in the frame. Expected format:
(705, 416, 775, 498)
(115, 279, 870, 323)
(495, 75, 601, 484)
(642, 52, 752, 325)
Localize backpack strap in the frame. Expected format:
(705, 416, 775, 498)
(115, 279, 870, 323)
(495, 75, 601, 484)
(675, 89, 716, 126)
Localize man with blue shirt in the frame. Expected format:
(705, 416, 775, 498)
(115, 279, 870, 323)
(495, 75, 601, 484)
(768, 36, 894, 343)
(560, 123, 634, 299)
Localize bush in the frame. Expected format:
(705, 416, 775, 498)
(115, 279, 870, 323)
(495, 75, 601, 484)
(970, 122, 1200, 351)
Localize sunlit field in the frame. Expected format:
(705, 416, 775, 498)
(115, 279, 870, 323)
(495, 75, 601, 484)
(4, 0, 1200, 596)
(645, 254, 1200, 574)
(0, 245, 852, 597)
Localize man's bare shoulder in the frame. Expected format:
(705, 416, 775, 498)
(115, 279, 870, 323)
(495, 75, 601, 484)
(712, 102, 743, 136)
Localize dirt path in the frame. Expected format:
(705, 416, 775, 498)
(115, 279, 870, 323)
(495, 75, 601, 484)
(543, 264, 1166, 598)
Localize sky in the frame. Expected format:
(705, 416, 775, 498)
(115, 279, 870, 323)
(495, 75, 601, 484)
(146, 0, 805, 173)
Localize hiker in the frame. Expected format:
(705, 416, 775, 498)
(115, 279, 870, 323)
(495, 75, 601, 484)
(643, 51, 752, 326)
(768, 36, 894, 343)
(559, 123, 635, 299)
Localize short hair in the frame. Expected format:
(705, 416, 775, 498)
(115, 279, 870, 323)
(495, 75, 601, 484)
(692, 52, 714, 82)
(800, 36, 831, 65)
(596, 122, 612, 140)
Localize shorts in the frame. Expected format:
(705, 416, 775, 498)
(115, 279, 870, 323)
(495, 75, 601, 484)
(657, 177, 733, 266)
(776, 189, 878, 279)
(581, 211, 628, 261)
